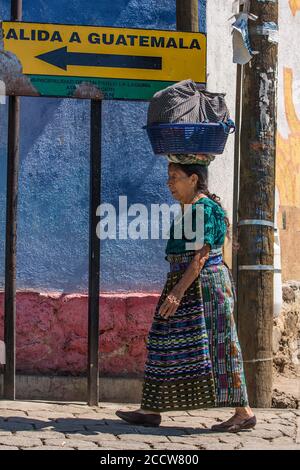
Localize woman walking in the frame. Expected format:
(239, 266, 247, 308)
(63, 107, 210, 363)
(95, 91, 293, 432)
(116, 157, 256, 433)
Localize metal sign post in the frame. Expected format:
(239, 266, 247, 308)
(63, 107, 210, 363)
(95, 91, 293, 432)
(3, 0, 22, 401)
(88, 100, 101, 406)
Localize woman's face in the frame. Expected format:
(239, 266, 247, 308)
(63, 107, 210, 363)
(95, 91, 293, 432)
(167, 163, 198, 203)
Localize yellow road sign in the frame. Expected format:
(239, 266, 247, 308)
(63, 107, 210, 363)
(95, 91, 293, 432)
(1, 21, 207, 100)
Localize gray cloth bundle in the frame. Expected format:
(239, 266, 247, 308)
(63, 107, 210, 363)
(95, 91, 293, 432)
(147, 79, 230, 125)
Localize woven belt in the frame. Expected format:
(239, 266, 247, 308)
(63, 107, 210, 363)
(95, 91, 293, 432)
(167, 249, 223, 272)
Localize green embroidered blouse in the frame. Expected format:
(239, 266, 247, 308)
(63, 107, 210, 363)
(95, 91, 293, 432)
(165, 196, 227, 255)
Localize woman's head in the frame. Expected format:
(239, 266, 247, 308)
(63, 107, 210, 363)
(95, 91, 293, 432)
(167, 161, 231, 236)
(167, 162, 208, 204)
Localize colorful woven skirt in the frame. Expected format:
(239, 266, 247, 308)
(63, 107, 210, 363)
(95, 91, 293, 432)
(140, 249, 249, 412)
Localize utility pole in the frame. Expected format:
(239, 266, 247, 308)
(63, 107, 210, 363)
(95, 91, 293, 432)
(176, 0, 199, 32)
(237, 1, 278, 407)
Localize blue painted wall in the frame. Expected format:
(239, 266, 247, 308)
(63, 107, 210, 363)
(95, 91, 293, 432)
(0, 0, 206, 293)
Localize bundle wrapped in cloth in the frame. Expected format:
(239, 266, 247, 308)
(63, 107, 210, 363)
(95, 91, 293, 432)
(147, 79, 230, 126)
(144, 79, 235, 162)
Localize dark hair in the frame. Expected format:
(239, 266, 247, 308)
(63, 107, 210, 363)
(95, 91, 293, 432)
(170, 162, 231, 240)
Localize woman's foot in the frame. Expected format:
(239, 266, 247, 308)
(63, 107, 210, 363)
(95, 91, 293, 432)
(115, 408, 162, 427)
(226, 414, 257, 433)
(211, 413, 242, 430)
(211, 407, 256, 432)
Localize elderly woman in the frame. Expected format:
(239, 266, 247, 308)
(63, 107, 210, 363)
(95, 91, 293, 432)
(116, 156, 256, 433)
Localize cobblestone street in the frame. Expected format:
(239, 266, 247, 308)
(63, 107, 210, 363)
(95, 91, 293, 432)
(0, 401, 299, 451)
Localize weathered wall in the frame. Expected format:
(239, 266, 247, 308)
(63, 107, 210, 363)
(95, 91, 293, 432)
(206, 1, 300, 280)
(276, 1, 300, 281)
(206, 0, 237, 268)
(0, 0, 207, 294)
(0, 1, 208, 376)
(0, 291, 158, 376)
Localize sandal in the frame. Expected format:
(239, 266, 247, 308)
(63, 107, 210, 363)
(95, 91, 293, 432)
(211, 414, 256, 432)
(115, 410, 162, 427)
(227, 415, 257, 433)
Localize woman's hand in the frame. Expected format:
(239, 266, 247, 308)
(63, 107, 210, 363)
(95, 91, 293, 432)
(159, 248, 210, 320)
(159, 287, 184, 319)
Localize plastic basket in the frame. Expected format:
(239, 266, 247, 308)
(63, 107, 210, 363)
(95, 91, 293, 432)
(144, 120, 235, 155)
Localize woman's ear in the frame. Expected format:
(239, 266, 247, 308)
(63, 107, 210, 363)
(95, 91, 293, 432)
(191, 173, 198, 187)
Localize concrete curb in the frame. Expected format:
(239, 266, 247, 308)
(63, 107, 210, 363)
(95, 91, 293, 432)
(0, 374, 143, 402)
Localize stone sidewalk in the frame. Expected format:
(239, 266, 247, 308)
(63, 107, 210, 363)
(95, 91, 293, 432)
(0, 401, 299, 450)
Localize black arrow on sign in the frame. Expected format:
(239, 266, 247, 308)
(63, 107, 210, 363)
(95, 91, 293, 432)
(35, 46, 162, 71)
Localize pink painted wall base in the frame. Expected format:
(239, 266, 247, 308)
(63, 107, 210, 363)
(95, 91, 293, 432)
(0, 291, 159, 376)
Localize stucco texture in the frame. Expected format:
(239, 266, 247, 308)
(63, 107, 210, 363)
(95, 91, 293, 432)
(0, 0, 206, 293)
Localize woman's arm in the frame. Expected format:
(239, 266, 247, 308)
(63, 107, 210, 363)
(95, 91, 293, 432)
(159, 244, 210, 319)
(171, 244, 210, 298)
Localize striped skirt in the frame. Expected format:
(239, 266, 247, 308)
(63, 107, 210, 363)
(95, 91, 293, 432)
(140, 249, 249, 412)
